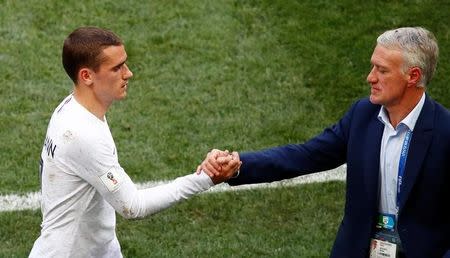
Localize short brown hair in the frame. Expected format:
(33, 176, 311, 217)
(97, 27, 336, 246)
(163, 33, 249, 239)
(62, 27, 123, 83)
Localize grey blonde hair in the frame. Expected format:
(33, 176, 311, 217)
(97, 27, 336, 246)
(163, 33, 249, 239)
(377, 27, 439, 87)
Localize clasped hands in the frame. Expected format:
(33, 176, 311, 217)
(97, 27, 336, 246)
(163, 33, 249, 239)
(197, 149, 241, 184)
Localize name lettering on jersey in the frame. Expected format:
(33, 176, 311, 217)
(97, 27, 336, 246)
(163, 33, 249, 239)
(44, 136, 57, 158)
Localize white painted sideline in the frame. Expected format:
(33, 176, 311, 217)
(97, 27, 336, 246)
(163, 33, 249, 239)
(0, 165, 346, 212)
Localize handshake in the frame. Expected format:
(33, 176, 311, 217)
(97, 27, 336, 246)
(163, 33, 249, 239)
(196, 149, 242, 185)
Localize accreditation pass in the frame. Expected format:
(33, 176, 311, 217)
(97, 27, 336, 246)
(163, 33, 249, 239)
(369, 238, 396, 258)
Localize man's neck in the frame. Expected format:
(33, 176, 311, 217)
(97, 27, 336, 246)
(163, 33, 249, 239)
(73, 86, 110, 121)
(385, 89, 424, 128)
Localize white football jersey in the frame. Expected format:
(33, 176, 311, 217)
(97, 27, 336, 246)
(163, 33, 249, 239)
(29, 94, 213, 258)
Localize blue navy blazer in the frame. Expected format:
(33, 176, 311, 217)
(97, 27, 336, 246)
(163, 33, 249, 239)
(228, 95, 450, 258)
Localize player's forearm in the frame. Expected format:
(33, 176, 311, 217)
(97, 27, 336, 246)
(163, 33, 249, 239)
(120, 171, 213, 219)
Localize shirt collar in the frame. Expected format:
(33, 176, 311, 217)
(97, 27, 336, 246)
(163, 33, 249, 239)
(377, 93, 426, 131)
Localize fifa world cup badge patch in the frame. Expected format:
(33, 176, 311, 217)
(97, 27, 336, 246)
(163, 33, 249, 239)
(100, 167, 123, 192)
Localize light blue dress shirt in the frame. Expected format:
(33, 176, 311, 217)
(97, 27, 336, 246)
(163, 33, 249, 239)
(377, 93, 425, 217)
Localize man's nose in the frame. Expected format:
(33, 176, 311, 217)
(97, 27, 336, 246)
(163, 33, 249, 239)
(367, 67, 376, 84)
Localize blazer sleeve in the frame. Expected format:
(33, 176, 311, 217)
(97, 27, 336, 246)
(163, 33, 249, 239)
(228, 100, 361, 186)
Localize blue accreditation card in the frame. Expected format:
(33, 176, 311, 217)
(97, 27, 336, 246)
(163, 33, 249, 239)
(376, 213, 395, 230)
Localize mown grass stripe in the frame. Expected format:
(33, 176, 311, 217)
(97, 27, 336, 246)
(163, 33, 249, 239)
(0, 165, 346, 212)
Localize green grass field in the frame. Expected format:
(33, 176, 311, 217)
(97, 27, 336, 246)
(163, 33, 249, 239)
(0, 0, 449, 257)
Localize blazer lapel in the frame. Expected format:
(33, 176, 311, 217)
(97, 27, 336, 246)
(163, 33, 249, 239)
(364, 114, 384, 206)
(398, 95, 435, 212)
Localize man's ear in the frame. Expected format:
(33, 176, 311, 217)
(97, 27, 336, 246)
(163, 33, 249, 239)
(78, 68, 94, 86)
(407, 67, 422, 87)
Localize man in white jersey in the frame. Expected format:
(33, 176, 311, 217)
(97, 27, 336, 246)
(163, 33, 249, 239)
(29, 27, 240, 258)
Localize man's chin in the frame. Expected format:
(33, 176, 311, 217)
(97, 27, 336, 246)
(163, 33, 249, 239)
(369, 95, 381, 105)
(116, 92, 127, 101)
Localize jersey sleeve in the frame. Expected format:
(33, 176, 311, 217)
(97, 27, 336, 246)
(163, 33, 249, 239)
(99, 166, 213, 219)
(60, 131, 214, 219)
